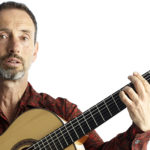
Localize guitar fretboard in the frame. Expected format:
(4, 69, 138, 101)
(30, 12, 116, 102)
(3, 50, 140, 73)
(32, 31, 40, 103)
(28, 71, 150, 150)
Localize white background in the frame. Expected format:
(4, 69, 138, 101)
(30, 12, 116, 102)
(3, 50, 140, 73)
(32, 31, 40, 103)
(2, 0, 150, 142)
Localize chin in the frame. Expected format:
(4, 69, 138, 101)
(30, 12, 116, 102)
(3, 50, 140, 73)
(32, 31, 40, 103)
(0, 68, 25, 81)
(11, 71, 25, 80)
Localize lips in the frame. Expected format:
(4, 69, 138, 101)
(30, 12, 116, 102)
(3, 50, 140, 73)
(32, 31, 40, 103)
(3, 57, 22, 67)
(6, 57, 21, 64)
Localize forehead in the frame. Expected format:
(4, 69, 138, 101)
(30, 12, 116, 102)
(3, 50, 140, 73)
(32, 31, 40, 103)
(0, 9, 35, 32)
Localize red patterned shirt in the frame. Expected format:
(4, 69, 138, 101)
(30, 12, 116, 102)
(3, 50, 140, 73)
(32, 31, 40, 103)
(0, 82, 150, 150)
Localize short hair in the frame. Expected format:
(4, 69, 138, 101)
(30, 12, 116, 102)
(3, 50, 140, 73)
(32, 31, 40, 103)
(0, 1, 37, 43)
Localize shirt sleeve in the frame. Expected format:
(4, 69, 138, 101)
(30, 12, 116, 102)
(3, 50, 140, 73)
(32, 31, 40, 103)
(98, 123, 150, 150)
(131, 126, 150, 150)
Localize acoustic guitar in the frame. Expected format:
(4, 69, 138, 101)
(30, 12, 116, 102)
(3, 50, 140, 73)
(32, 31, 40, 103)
(0, 71, 150, 150)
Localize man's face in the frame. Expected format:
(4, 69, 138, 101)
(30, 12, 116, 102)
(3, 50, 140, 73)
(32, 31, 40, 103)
(0, 9, 38, 80)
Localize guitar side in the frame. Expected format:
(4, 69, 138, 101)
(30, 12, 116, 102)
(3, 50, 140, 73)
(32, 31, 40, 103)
(0, 109, 76, 150)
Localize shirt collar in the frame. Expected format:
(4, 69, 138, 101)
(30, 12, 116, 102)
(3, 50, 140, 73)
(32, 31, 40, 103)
(18, 82, 42, 108)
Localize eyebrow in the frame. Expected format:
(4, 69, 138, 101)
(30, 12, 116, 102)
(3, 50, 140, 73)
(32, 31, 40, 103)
(21, 29, 32, 34)
(0, 28, 10, 32)
(0, 28, 32, 34)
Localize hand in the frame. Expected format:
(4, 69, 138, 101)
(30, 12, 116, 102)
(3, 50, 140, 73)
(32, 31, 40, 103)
(119, 72, 150, 132)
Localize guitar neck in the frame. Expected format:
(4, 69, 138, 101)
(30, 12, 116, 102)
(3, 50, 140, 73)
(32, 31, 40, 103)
(32, 71, 150, 150)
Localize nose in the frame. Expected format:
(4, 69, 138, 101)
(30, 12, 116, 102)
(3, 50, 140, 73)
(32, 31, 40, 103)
(7, 36, 21, 54)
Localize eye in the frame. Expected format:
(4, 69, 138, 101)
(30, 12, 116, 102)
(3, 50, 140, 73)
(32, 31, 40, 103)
(22, 36, 29, 41)
(0, 34, 8, 39)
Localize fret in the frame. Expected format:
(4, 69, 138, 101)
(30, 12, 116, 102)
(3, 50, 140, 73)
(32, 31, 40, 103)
(114, 93, 126, 110)
(33, 141, 45, 150)
(57, 127, 69, 147)
(54, 130, 64, 149)
(42, 140, 47, 150)
(69, 118, 84, 139)
(32, 144, 36, 150)
(64, 125, 74, 143)
(104, 95, 119, 116)
(69, 120, 79, 139)
(47, 133, 58, 150)
(113, 91, 124, 106)
(28, 144, 37, 150)
(45, 136, 53, 150)
(98, 101, 111, 121)
(82, 113, 91, 130)
(147, 73, 150, 82)
(40, 138, 51, 150)
(88, 109, 98, 126)
(65, 122, 79, 141)
(143, 72, 150, 82)
(60, 125, 76, 145)
(111, 94, 120, 111)
(96, 104, 105, 121)
(80, 113, 92, 133)
(103, 99, 112, 116)
(75, 117, 85, 135)
(91, 106, 104, 126)
(84, 108, 98, 129)
(36, 141, 42, 149)
(54, 127, 71, 149)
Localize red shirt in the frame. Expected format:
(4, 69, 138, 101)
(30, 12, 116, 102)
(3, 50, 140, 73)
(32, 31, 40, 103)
(0, 82, 150, 150)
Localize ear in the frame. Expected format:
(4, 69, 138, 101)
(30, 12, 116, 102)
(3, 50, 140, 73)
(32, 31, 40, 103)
(32, 42, 39, 62)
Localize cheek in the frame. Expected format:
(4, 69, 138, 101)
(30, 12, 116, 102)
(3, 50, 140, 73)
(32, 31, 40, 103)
(0, 41, 8, 55)
(23, 56, 33, 70)
(23, 43, 34, 56)
(23, 48, 35, 66)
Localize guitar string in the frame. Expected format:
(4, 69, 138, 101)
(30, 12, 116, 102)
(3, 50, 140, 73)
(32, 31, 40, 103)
(27, 88, 126, 150)
(27, 97, 123, 150)
(27, 92, 125, 150)
(37, 72, 150, 149)
(28, 73, 150, 150)
(27, 72, 150, 150)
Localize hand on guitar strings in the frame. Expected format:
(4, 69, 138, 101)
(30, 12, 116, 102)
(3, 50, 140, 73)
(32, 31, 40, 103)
(119, 72, 150, 132)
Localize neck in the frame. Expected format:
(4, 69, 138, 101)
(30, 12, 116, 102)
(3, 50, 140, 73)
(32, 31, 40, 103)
(0, 73, 28, 112)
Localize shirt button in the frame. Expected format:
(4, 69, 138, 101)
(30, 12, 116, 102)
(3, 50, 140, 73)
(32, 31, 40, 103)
(135, 140, 141, 144)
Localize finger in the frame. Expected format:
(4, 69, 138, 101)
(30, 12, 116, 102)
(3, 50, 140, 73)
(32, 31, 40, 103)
(122, 86, 138, 102)
(128, 75, 145, 96)
(119, 90, 133, 108)
(133, 72, 150, 91)
(120, 91, 136, 120)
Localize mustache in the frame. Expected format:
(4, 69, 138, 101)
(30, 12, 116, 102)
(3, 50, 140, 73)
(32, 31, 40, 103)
(0, 53, 24, 64)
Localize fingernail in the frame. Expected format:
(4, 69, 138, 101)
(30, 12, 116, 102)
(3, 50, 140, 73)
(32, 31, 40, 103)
(128, 75, 131, 79)
(133, 71, 138, 75)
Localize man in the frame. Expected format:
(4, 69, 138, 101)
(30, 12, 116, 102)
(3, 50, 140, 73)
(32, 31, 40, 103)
(0, 1, 149, 150)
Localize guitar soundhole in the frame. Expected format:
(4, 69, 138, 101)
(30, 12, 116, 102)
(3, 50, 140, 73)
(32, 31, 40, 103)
(11, 139, 37, 150)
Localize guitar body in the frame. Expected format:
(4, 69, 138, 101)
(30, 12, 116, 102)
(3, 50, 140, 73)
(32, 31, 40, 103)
(0, 109, 76, 150)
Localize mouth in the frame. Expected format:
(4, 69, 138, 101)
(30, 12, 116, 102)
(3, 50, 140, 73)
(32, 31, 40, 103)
(7, 57, 21, 63)
(4, 57, 22, 67)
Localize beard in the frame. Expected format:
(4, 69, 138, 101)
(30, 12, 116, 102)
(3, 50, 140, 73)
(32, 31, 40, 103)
(0, 53, 25, 80)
